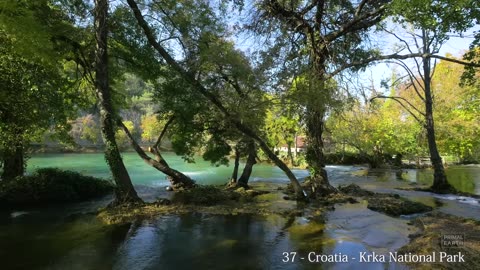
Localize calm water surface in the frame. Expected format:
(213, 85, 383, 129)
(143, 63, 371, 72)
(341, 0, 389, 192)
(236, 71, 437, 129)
(0, 153, 478, 270)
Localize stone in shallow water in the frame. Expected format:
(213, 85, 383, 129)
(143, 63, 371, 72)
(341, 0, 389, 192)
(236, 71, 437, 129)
(367, 196, 432, 216)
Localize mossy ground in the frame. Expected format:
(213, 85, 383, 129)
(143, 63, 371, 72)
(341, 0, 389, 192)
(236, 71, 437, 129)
(98, 182, 306, 225)
(339, 184, 433, 216)
(399, 213, 480, 270)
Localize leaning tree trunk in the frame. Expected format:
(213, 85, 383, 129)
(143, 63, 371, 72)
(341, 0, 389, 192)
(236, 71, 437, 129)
(126, 0, 306, 200)
(118, 121, 195, 189)
(1, 142, 24, 181)
(94, 0, 141, 204)
(287, 141, 294, 167)
(237, 140, 257, 187)
(422, 49, 452, 193)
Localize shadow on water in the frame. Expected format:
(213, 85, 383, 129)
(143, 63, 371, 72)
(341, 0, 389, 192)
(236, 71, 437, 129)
(0, 204, 413, 270)
(0, 210, 131, 270)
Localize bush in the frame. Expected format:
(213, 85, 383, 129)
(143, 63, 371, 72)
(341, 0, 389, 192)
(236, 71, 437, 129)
(0, 168, 114, 206)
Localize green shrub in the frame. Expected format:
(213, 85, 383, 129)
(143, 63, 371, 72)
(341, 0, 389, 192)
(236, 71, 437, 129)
(0, 168, 114, 206)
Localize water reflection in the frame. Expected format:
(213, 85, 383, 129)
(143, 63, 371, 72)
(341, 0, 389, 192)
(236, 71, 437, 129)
(0, 188, 436, 270)
(113, 214, 290, 270)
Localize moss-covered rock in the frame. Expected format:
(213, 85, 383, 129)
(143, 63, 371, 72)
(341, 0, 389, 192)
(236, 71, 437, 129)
(0, 168, 113, 206)
(338, 184, 432, 216)
(399, 213, 480, 270)
(367, 195, 433, 216)
(339, 184, 375, 196)
(98, 183, 301, 225)
(171, 185, 240, 205)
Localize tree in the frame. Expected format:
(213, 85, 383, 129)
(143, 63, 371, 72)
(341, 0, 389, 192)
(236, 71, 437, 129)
(375, 0, 480, 192)
(93, 0, 141, 204)
(328, 84, 423, 167)
(0, 1, 87, 181)
(125, 0, 306, 199)
(255, 0, 388, 197)
(431, 58, 480, 163)
(264, 94, 302, 166)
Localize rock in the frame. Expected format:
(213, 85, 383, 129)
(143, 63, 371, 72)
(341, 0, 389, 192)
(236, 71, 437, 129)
(235, 187, 246, 193)
(367, 196, 432, 216)
(155, 198, 171, 206)
(165, 186, 173, 191)
(338, 184, 375, 196)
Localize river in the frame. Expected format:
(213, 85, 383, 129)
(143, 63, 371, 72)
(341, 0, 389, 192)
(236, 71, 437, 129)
(0, 153, 479, 269)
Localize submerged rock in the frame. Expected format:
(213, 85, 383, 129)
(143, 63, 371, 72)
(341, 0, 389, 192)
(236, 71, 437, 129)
(338, 184, 374, 196)
(338, 184, 432, 217)
(367, 195, 432, 216)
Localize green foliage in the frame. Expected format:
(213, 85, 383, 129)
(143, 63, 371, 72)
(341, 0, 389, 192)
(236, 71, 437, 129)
(430, 58, 480, 161)
(202, 135, 232, 166)
(390, 0, 480, 43)
(0, 168, 113, 206)
(140, 114, 164, 143)
(327, 95, 424, 162)
(264, 95, 301, 149)
(115, 121, 135, 149)
(0, 31, 79, 152)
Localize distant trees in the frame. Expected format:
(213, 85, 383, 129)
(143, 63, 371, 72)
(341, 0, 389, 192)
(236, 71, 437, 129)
(327, 55, 480, 170)
(371, 0, 480, 192)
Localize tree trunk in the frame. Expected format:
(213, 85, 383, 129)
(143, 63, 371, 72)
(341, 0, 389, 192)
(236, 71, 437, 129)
(422, 35, 452, 193)
(294, 133, 298, 158)
(230, 146, 240, 182)
(94, 0, 141, 204)
(287, 141, 294, 167)
(237, 140, 257, 187)
(1, 142, 24, 181)
(118, 121, 196, 189)
(304, 107, 337, 197)
(126, 0, 306, 200)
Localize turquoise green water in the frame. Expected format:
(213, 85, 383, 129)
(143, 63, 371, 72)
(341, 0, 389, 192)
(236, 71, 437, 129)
(27, 152, 310, 187)
(27, 153, 479, 195)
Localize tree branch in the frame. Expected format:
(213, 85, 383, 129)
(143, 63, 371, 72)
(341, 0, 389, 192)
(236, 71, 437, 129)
(371, 95, 425, 124)
(328, 52, 480, 79)
(153, 115, 175, 150)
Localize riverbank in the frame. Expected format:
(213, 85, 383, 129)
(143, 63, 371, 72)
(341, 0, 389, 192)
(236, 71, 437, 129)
(28, 147, 478, 168)
(399, 213, 480, 270)
(97, 181, 434, 225)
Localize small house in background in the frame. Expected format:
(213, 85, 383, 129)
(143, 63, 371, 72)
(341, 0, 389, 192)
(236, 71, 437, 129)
(276, 136, 307, 154)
